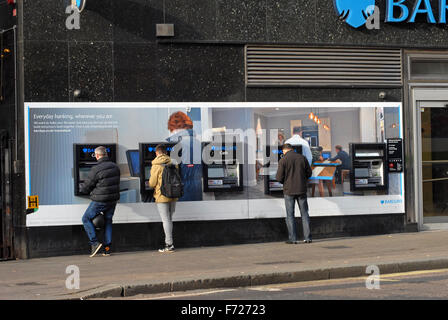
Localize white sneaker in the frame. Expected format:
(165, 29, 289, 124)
(158, 245, 175, 253)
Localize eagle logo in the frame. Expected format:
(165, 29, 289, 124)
(333, 0, 376, 28)
(71, 0, 87, 12)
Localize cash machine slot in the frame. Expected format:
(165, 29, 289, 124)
(73, 144, 117, 196)
(202, 142, 244, 192)
(350, 143, 388, 192)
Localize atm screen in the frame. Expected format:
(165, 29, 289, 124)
(355, 168, 370, 177)
(144, 147, 157, 161)
(79, 147, 112, 161)
(126, 150, 140, 177)
(208, 167, 225, 178)
(143, 145, 176, 160)
(79, 167, 90, 181)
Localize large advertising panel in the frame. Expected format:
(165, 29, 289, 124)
(25, 102, 405, 226)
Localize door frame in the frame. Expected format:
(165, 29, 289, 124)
(0, 130, 14, 260)
(410, 87, 448, 229)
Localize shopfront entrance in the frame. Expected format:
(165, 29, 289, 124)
(420, 101, 448, 222)
(411, 87, 448, 229)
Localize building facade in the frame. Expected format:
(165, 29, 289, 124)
(2, 0, 448, 258)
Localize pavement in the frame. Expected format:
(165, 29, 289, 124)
(1, 230, 448, 300)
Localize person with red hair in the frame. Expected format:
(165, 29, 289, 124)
(167, 111, 193, 132)
(166, 111, 203, 202)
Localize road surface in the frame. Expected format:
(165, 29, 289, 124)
(116, 269, 448, 300)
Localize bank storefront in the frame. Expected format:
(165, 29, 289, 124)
(24, 101, 405, 256)
(4, 0, 448, 258)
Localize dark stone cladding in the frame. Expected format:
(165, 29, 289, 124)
(23, 0, 448, 103)
(0, 28, 15, 134)
(0, 4, 15, 31)
(26, 214, 406, 258)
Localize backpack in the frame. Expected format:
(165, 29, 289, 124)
(91, 212, 105, 231)
(161, 164, 184, 199)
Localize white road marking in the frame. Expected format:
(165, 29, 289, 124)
(135, 288, 237, 300)
(248, 287, 283, 292)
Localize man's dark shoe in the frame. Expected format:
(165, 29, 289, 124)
(303, 239, 313, 244)
(90, 243, 102, 257)
(102, 245, 111, 256)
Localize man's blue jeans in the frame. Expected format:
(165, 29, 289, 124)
(82, 201, 116, 246)
(284, 194, 312, 242)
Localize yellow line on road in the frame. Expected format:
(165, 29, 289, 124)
(380, 268, 448, 278)
(260, 268, 448, 289)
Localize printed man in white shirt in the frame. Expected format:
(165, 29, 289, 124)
(285, 126, 313, 166)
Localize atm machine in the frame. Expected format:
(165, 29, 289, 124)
(264, 145, 302, 194)
(202, 141, 244, 192)
(138, 142, 177, 202)
(73, 143, 117, 196)
(349, 143, 388, 192)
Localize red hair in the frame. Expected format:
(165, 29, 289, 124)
(168, 111, 193, 132)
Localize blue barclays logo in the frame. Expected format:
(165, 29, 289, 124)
(334, 0, 448, 29)
(211, 146, 237, 151)
(72, 0, 87, 12)
(148, 147, 173, 152)
(380, 199, 403, 205)
(333, 0, 376, 28)
(82, 147, 111, 153)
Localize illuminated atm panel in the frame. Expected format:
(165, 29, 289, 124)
(350, 143, 388, 192)
(264, 145, 303, 194)
(73, 144, 117, 196)
(202, 142, 244, 192)
(138, 142, 177, 202)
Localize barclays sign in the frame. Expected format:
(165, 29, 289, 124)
(334, 0, 376, 28)
(334, 0, 448, 28)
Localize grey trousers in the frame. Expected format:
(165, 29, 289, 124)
(156, 202, 177, 246)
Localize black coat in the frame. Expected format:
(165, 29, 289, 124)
(79, 157, 121, 203)
(276, 150, 312, 196)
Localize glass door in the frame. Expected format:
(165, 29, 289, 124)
(420, 102, 448, 222)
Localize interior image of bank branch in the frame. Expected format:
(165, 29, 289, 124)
(209, 106, 401, 200)
(48, 104, 402, 206)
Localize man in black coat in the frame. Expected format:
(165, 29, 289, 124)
(276, 144, 313, 244)
(80, 146, 120, 257)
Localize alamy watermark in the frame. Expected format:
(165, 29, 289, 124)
(158, 128, 292, 169)
(65, 265, 80, 290)
(65, 5, 81, 30)
(365, 6, 381, 30)
(365, 265, 381, 290)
